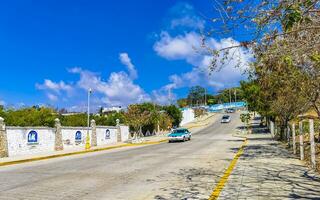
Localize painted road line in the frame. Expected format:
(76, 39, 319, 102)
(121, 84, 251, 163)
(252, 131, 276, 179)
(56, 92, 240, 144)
(0, 139, 168, 167)
(208, 138, 248, 200)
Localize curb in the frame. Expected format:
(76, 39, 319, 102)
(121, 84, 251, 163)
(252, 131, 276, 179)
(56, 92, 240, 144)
(184, 114, 216, 129)
(0, 139, 168, 167)
(208, 138, 248, 200)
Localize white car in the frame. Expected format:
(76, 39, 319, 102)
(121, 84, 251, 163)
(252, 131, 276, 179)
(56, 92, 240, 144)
(221, 115, 231, 123)
(168, 128, 192, 142)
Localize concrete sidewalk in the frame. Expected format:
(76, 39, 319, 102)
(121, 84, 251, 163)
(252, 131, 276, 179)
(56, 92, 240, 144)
(219, 118, 320, 200)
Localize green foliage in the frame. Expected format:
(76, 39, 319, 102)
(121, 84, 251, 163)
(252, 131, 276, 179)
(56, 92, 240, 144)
(177, 98, 188, 108)
(59, 114, 87, 127)
(3, 107, 57, 127)
(178, 86, 243, 107)
(187, 86, 205, 105)
(240, 113, 251, 125)
(95, 112, 126, 126)
(162, 105, 182, 127)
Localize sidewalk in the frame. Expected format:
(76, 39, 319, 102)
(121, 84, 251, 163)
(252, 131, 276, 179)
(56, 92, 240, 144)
(219, 118, 320, 199)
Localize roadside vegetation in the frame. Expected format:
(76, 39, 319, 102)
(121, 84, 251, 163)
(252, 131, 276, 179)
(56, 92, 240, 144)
(0, 103, 182, 137)
(177, 85, 244, 108)
(207, 0, 320, 170)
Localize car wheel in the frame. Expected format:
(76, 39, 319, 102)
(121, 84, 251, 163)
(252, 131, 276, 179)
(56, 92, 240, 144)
(183, 137, 186, 142)
(188, 136, 191, 140)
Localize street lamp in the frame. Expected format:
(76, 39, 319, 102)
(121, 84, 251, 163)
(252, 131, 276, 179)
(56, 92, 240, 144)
(85, 88, 92, 150)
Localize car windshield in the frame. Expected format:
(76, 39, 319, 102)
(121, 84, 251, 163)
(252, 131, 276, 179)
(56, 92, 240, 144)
(173, 129, 187, 133)
(222, 116, 229, 119)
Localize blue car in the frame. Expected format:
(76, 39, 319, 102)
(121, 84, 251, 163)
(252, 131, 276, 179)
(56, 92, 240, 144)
(168, 128, 192, 142)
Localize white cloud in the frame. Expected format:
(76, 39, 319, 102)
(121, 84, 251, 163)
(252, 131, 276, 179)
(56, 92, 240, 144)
(152, 88, 176, 105)
(154, 31, 252, 90)
(0, 100, 5, 106)
(47, 93, 58, 102)
(69, 67, 150, 107)
(119, 53, 138, 79)
(36, 79, 73, 93)
(168, 2, 205, 30)
(37, 52, 150, 109)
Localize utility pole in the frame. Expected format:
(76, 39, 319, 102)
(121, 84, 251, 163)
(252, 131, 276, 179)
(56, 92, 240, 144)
(85, 88, 92, 150)
(168, 88, 172, 105)
(229, 89, 232, 104)
(204, 88, 207, 106)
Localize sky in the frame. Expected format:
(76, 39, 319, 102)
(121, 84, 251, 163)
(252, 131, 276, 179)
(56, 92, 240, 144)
(0, 0, 252, 111)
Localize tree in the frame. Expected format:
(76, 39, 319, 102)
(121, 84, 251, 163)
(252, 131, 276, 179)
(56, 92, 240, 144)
(4, 107, 57, 127)
(162, 105, 182, 127)
(158, 112, 173, 131)
(125, 104, 151, 138)
(187, 86, 205, 106)
(177, 98, 188, 108)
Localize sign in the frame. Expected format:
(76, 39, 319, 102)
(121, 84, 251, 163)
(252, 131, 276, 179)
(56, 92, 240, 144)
(75, 131, 82, 141)
(105, 129, 110, 139)
(28, 130, 38, 144)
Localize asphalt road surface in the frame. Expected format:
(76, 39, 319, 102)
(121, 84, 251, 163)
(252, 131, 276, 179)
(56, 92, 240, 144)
(0, 113, 244, 200)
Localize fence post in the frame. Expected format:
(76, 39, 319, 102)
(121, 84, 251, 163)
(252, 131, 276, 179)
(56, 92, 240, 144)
(299, 121, 304, 160)
(270, 121, 274, 138)
(309, 119, 316, 168)
(292, 123, 296, 155)
(0, 117, 8, 158)
(287, 125, 290, 146)
(91, 119, 97, 147)
(54, 118, 63, 151)
(116, 119, 121, 142)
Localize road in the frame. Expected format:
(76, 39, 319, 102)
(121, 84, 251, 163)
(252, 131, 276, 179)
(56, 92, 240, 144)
(0, 113, 244, 200)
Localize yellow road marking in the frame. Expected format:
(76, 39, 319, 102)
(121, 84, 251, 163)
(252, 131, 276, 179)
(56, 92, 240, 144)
(208, 139, 248, 200)
(0, 139, 168, 167)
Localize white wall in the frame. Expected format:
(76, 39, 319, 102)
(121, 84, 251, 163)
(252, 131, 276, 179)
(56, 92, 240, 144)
(120, 125, 130, 141)
(180, 108, 195, 126)
(61, 127, 92, 149)
(4, 125, 130, 158)
(96, 126, 117, 146)
(6, 127, 55, 157)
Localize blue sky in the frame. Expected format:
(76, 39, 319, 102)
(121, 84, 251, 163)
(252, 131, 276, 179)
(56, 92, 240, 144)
(0, 0, 251, 111)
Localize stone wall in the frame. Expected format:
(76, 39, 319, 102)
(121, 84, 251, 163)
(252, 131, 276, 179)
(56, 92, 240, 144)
(0, 119, 130, 158)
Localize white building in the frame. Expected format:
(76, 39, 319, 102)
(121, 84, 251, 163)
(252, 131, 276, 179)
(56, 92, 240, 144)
(102, 106, 123, 113)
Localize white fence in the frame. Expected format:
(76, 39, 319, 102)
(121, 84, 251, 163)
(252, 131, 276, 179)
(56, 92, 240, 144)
(0, 118, 129, 158)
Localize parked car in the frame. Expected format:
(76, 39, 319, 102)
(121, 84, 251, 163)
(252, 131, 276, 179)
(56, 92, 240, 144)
(221, 115, 231, 123)
(226, 108, 236, 113)
(168, 128, 192, 142)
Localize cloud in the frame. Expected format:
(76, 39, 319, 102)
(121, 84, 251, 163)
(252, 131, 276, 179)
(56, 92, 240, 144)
(69, 67, 150, 107)
(37, 52, 150, 109)
(152, 88, 176, 105)
(119, 53, 138, 79)
(46, 93, 58, 102)
(167, 2, 205, 30)
(36, 79, 73, 94)
(0, 100, 5, 106)
(154, 31, 252, 90)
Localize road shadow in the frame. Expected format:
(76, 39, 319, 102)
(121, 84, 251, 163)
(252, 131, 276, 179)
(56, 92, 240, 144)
(222, 122, 320, 199)
(153, 167, 222, 200)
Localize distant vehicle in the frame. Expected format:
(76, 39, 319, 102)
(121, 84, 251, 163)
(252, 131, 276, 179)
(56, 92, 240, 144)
(226, 108, 236, 113)
(221, 115, 231, 123)
(168, 128, 191, 142)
